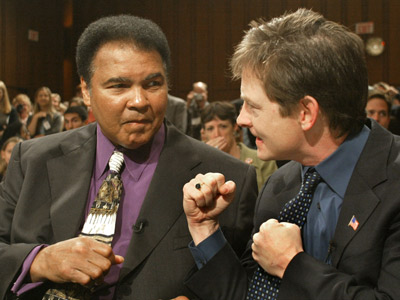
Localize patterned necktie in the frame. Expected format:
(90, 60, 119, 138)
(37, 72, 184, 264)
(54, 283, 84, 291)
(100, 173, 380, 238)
(43, 151, 125, 300)
(246, 168, 321, 300)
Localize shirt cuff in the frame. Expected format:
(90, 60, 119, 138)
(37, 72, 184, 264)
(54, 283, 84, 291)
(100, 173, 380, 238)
(189, 228, 227, 269)
(11, 245, 46, 296)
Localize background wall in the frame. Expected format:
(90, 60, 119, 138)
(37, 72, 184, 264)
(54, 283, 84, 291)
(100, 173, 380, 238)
(1, 0, 399, 103)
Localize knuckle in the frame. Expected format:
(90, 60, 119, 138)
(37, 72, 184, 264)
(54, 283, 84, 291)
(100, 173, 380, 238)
(92, 267, 104, 279)
(103, 259, 112, 271)
(72, 242, 87, 254)
(80, 275, 92, 286)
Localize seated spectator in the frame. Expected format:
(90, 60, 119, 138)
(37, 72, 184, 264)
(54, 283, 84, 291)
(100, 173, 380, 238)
(0, 136, 23, 181)
(372, 81, 399, 100)
(201, 101, 277, 190)
(186, 81, 209, 139)
(69, 96, 86, 108)
(27, 86, 63, 138)
(365, 89, 400, 135)
(70, 96, 96, 123)
(0, 81, 19, 139)
(0, 120, 30, 147)
(51, 93, 67, 114)
(365, 90, 391, 129)
(63, 106, 88, 131)
(12, 94, 32, 124)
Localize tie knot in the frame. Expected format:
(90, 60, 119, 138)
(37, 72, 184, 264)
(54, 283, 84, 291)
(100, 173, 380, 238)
(109, 151, 124, 173)
(303, 168, 321, 191)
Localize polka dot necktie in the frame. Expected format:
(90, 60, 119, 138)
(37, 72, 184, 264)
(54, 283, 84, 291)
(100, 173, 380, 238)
(246, 168, 321, 300)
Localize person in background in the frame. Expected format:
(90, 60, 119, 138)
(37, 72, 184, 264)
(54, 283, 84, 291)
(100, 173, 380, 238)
(69, 96, 86, 108)
(165, 94, 187, 133)
(182, 8, 400, 300)
(201, 101, 277, 190)
(0, 14, 257, 300)
(186, 81, 209, 139)
(51, 93, 67, 115)
(27, 86, 63, 138)
(12, 93, 32, 125)
(0, 120, 30, 148)
(63, 105, 88, 131)
(0, 81, 19, 139)
(365, 90, 391, 129)
(0, 136, 23, 181)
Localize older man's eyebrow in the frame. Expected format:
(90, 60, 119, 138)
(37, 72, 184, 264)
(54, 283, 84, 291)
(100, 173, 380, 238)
(102, 77, 133, 86)
(144, 72, 164, 81)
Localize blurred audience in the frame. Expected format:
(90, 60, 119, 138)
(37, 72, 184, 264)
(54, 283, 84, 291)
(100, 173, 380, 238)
(0, 136, 23, 181)
(0, 81, 19, 140)
(63, 105, 88, 131)
(69, 96, 86, 108)
(368, 82, 400, 135)
(27, 86, 63, 138)
(166, 94, 187, 133)
(201, 101, 277, 190)
(51, 93, 67, 114)
(186, 81, 209, 139)
(11, 94, 32, 124)
(70, 95, 95, 123)
(366, 90, 391, 129)
(0, 120, 30, 147)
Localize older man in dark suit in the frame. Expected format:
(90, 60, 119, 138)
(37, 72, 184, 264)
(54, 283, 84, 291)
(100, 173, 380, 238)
(0, 15, 257, 300)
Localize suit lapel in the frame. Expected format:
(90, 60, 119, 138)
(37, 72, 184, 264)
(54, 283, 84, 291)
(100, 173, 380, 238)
(119, 124, 201, 280)
(331, 122, 392, 266)
(47, 124, 97, 242)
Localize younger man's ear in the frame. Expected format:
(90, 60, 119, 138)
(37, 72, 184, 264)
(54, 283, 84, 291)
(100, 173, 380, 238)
(298, 95, 319, 131)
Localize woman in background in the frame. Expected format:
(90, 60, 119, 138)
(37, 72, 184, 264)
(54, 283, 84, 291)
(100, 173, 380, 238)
(27, 86, 63, 137)
(12, 93, 32, 125)
(0, 81, 19, 139)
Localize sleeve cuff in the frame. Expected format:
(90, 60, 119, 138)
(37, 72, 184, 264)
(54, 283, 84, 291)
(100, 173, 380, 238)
(188, 228, 227, 269)
(11, 245, 47, 295)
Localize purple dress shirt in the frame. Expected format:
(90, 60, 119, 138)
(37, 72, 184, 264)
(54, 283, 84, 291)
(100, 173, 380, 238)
(12, 123, 165, 299)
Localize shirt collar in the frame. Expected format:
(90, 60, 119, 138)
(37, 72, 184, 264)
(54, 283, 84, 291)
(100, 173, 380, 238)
(304, 125, 370, 198)
(95, 123, 165, 181)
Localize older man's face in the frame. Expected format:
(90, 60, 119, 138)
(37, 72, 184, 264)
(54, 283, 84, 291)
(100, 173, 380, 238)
(81, 42, 168, 149)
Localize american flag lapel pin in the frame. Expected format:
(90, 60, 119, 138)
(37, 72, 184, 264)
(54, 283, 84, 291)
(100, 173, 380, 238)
(348, 215, 359, 231)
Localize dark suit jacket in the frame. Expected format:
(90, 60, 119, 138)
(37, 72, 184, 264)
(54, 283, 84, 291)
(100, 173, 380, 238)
(186, 120, 400, 300)
(0, 121, 258, 300)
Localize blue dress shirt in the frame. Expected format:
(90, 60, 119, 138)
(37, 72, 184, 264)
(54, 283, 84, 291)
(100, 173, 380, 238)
(304, 125, 370, 263)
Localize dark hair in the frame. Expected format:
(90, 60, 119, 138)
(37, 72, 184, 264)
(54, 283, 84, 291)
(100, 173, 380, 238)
(230, 8, 368, 137)
(0, 121, 26, 147)
(64, 105, 88, 122)
(76, 15, 171, 88)
(367, 90, 391, 112)
(201, 101, 237, 128)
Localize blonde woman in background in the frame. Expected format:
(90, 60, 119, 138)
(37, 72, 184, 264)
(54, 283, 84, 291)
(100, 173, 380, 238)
(12, 93, 32, 125)
(27, 86, 63, 137)
(0, 81, 19, 139)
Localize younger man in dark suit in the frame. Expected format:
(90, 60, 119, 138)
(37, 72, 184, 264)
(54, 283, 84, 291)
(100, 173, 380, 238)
(183, 8, 400, 300)
(0, 15, 257, 300)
